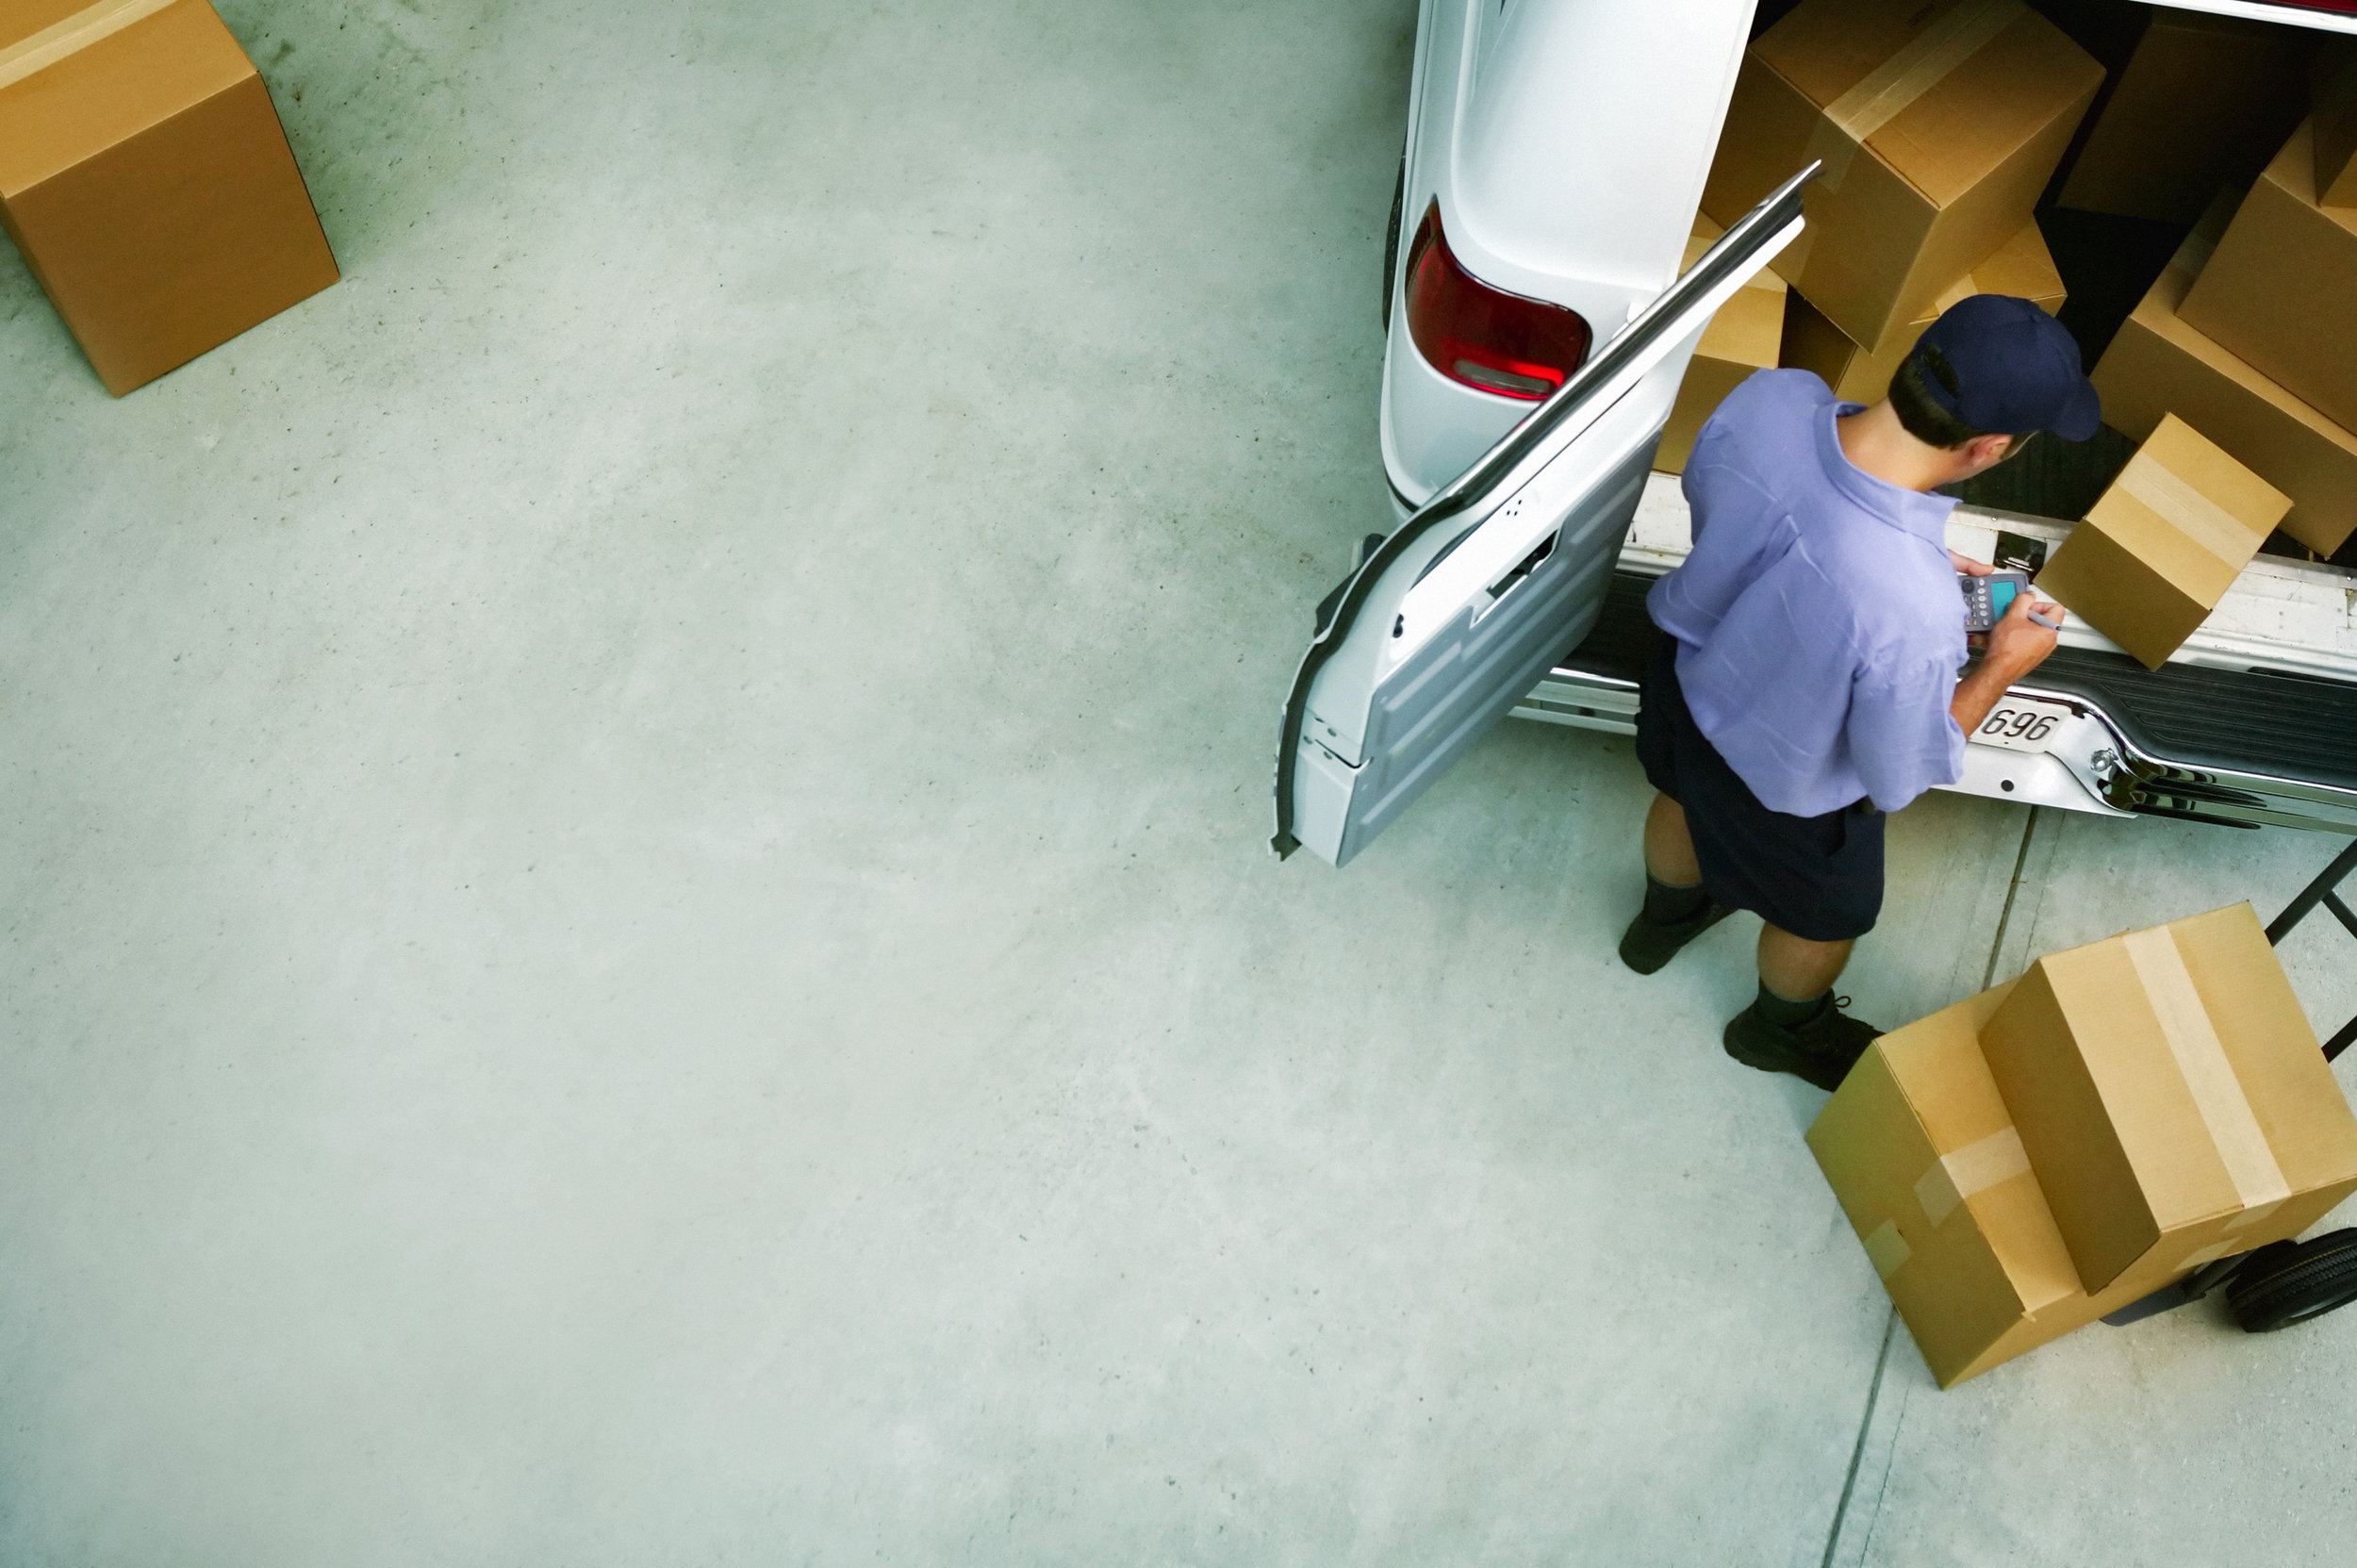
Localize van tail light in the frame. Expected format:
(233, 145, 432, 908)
(1403, 202, 1591, 401)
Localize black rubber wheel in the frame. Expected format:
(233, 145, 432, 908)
(2225, 1230, 2357, 1332)
(1380, 157, 1406, 331)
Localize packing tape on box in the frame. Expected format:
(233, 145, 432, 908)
(1800, 0, 2027, 194)
(0, 0, 177, 92)
(1913, 1125, 2032, 1229)
(2123, 927, 2293, 1213)
(1863, 1218, 1913, 1280)
(2114, 458, 2264, 568)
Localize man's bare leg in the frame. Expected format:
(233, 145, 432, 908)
(1757, 924, 1853, 1001)
(1642, 794, 1702, 886)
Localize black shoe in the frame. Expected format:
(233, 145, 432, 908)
(1722, 995, 1880, 1092)
(1617, 901, 1734, 975)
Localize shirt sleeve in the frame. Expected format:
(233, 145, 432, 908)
(1847, 653, 1967, 814)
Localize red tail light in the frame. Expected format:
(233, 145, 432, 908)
(1403, 202, 1591, 401)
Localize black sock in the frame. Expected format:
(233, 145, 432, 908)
(1756, 982, 1832, 1029)
(1642, 875, 1710, 926)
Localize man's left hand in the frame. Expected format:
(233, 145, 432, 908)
(1950, 550, 1994, 576)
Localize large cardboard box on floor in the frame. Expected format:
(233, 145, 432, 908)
(2052, 9, 2307, 224)
(2178, 123, 2357, 437)
(1655, 216, 1787, 474)
(1808, 904, 2357, 1388)
(1779, 219, 2061, 405)
(0, 0, 338, 395)
(2034, 415, 2288, 670)
(1700, 0, 2100, 349)
(2093, 218, 2357, 559)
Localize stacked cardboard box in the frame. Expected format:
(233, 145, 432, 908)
(1655, 216, 1788, 475)
(1701, 0, 2101, 351)
(2036, 415, 2290, 669)
(1810, 903, 2357, 1388)
(2094, 179, 2357, 561)
(2180, 124, 2357, 442)
(1780, 220, 2063, 407)
(2053, 9, 2308, 225)
(0, 0, 338, 395)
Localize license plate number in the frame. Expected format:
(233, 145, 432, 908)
(1972, 698, 2073, 754)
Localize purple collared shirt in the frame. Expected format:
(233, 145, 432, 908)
(1646, 370, 1967, 817)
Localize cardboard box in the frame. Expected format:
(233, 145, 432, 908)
(1700, 0, 2100, 349)
(2034, 415, 2288, 670)
(2052, 10, 2307, 224)
(1808, 904, 2357, 1388)
(2316, 41, 2357, 210)
(2179, 123, 2357, 437)
(1655, 216, 1787, 474)
(1779, 218, 2062, 405)
(0, 0, 338, 395)
(1981, 905, 2357, 1296)
(2093, 219, 2357, 559)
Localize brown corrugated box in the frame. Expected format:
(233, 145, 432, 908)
(1779, 219, 2061, 405)
(1981, 904, 2357, 1297)
(2092, 213, 2357, 559)
(2179, 122, 2357, 437)
(1700, 0, 2100, 349)
(0, 0, 338, 395)
(2053, 10, 2307, 224)
(2035, 415, 2288, 670)
(1808, 904, 2357, 1389)
(1655, 216, 1787, 474)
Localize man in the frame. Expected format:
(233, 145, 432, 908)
(1619, 294, 2096, 1091)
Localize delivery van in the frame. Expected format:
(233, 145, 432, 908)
(1277, 0, 2357, 867)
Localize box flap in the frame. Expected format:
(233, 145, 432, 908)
(0, 0, 250, 198)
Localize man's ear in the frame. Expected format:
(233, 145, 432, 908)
(1964, 433, 2014, 470)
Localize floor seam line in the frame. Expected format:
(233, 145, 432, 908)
(1980, 805, 2040, 993)
(1819, 1307, 1898, 1568)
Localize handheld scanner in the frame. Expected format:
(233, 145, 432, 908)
(1958, 569, 2035, 634)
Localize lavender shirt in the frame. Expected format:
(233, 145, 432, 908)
(1646, 370, 1968, 817)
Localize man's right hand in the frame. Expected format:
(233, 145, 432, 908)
(1981, 587, 2062, 681)
(1953, 589, 2063, 737)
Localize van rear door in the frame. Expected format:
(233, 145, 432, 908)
(1273, 166, 1815, 867)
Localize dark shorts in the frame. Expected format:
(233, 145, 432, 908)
(1634, 629, 1885, 943)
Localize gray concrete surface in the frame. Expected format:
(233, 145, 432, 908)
(3, 2, 2353, 1563)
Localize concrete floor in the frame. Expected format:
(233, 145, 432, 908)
(5, 1, 2357, 1562)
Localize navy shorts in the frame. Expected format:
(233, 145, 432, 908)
(1633, 629, 1885, 943)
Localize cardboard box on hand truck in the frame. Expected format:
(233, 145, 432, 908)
(1700, 0, 2100, 349)
(1655, 215, 1788, 474)
(2179, 122, 2357, 438)
(0, 0, 338, 395)
(1808, 904, 2357, 1388)
(1778, 218, 2062, 406)
(2033, 414, 2289, 670)
(2092, 211, 2357, 560)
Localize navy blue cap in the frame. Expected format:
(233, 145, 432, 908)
(1912, 294, 2101, 441)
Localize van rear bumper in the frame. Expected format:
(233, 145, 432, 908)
(1518, 569, 2357, 835)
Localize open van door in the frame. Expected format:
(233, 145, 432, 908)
(1272, 166, 1816, 867)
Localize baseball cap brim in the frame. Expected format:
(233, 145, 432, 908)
(2051, 372, 2101, 442)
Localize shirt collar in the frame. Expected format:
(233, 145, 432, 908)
(1815, 400, 1957, 547)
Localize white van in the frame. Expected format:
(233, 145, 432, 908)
(1277, 0, 2357, 868)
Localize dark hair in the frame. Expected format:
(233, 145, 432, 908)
(1889, 342, 1997, 450)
